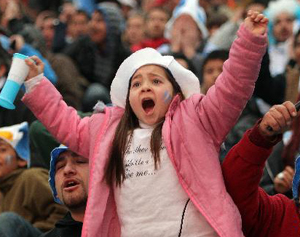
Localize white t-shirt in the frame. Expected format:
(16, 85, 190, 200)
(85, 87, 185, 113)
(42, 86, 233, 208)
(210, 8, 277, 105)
(114, 123, 218, 237)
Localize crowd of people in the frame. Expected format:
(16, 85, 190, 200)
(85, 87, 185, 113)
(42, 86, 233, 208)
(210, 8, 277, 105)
(1, 0, 300, 236)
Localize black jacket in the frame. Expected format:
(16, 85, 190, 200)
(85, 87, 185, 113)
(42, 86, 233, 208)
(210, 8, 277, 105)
(254, 51, 286, 105)
(40, 212, 82, 237)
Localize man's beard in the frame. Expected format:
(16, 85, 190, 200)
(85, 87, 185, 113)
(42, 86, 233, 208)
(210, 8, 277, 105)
(61, 184, 88, 210)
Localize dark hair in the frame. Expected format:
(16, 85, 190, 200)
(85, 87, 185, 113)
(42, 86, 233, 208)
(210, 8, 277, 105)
(74, 9, 90, 20)
(170, 52, 196, 74)
(251, 0, 269, 8)
(105, 67, 183, 186)
(206, 13, 228, 31)
(202, 50, 229, 69)
(42, 12, 58, 21)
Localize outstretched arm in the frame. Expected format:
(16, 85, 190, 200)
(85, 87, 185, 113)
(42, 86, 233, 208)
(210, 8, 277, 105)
(194, 11, 268, 147)
(22, 56, 95, 158)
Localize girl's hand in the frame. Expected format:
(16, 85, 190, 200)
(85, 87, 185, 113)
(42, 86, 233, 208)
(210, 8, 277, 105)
(259, 101, 297, 139)
(244, 10, 268, 36)
(24, 56, 44, 81)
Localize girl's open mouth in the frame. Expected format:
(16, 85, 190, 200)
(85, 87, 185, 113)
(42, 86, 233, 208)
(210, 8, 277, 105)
(142, 99, 155, 114)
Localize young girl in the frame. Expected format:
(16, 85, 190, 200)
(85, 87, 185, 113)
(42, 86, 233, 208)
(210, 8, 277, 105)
(22, 11, 268, 237)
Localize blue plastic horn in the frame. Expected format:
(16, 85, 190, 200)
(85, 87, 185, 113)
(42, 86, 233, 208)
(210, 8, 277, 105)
(0, 53, 29, 110)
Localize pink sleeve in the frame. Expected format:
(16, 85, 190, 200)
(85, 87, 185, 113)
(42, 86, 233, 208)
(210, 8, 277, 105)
(22, 78, 99, 158)
(194, 23, 267, 146)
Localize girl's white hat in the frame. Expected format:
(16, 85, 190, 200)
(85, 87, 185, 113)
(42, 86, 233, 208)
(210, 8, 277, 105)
(110, 47, 200, 108)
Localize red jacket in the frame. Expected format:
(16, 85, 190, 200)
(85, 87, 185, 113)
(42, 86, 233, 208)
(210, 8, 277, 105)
(222, 126, 300, 237)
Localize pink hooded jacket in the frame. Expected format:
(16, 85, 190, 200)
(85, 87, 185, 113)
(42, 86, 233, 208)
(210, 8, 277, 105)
(23, 24, 267, 237)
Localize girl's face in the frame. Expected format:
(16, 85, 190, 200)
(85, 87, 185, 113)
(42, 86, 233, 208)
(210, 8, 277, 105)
(129, 65, 174, 126)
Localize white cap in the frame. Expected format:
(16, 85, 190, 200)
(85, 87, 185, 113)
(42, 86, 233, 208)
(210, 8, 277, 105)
(110, 47, 200, 108)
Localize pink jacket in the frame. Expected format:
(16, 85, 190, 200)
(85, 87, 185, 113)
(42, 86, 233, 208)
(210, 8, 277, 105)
(23, 24, 267, 237)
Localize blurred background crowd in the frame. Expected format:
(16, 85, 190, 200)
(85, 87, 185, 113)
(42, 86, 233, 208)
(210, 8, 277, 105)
(1, 0, 300, 234)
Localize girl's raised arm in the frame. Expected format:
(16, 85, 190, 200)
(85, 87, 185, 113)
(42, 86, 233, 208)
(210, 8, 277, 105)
(194, 11, 268, 146)
(22, 56, 98, 159)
